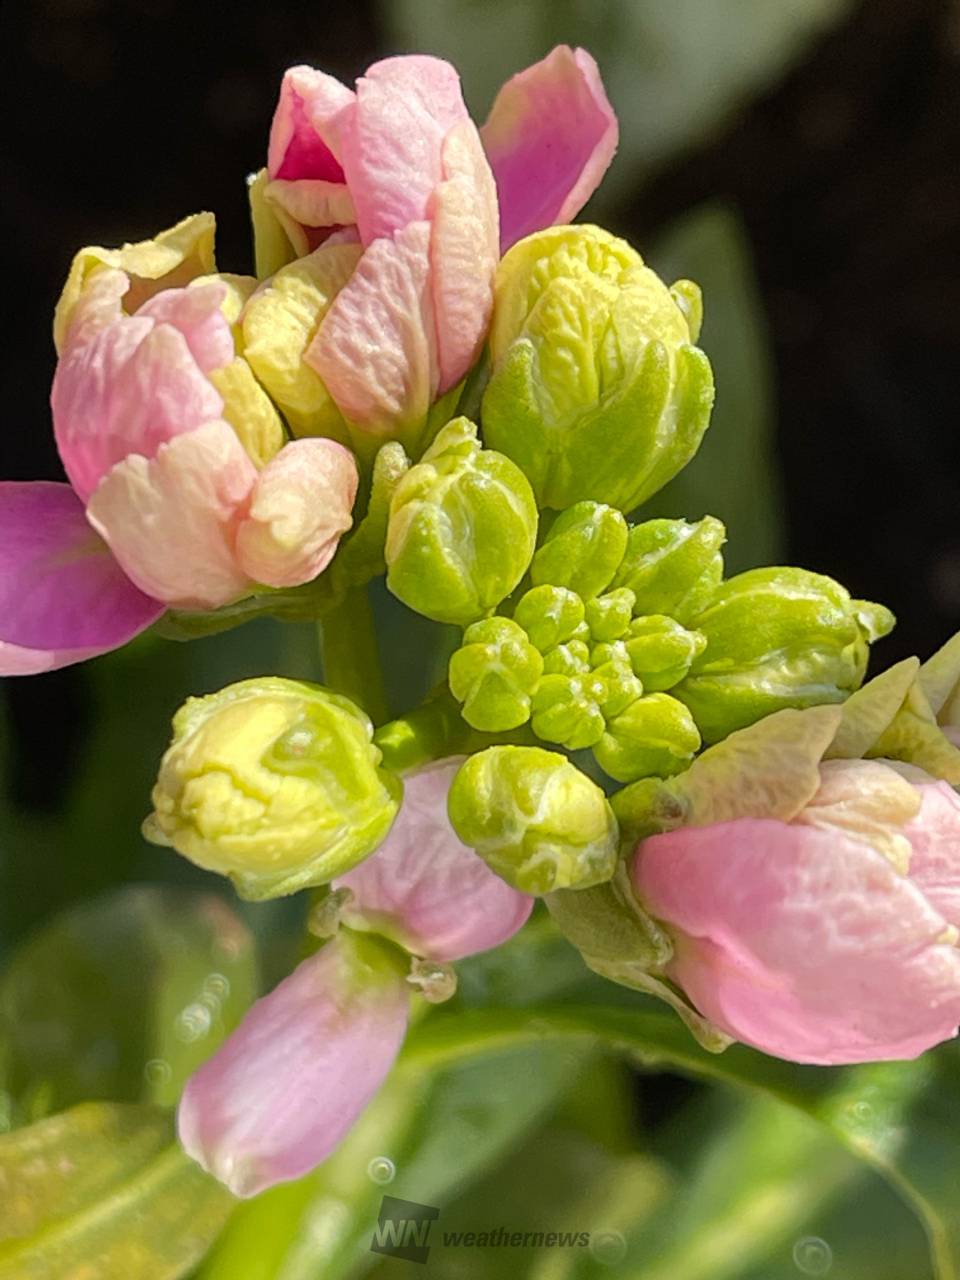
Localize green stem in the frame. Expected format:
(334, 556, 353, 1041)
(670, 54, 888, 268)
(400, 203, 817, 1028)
(320, 584, 388, 725)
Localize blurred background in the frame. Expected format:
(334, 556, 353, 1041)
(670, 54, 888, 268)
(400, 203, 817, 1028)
(2, 1, 959, 1277)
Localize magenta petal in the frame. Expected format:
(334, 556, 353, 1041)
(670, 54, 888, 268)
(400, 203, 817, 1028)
(481, 45, 618, 252)
(268, 65, 354, 181)
(0, 481, 162, 674)
(336, 759, 533, 962)
(178, 932, 408, 1198)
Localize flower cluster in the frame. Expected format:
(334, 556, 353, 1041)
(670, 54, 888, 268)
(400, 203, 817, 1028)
(5, 44, 960, 1205)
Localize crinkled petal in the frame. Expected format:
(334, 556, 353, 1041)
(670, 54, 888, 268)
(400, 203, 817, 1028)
(263, 178, 356, 234)
(336, 759, 534, 961)
(136, 282, 234, 374)
(235, 439, 358, 588)
(906, 781, 960, 932)
(633, 818, 960, 1064)
(430, 121, 499, 393)
(85, 421, 257, 610)
(481, 46, 618, 252)
(52, 281, 225, 502)
(307, 221, 436, 434)
(178, 932, 408, 1198)
(268, 65, 354, 180)
(340, 55, 469, 246)
(0, 481, 162, 674)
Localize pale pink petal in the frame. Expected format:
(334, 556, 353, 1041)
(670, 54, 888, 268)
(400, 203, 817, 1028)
(59, 266, 129, 350)
(336, 759, 533, 962)
(481, 46, 618, 252)
(339, 56, 469, 246)
(307, 221, 436, 433)
(268, 65, 354, 180)
(52, 310, 224, 503)
(0, 481, 162, 674)
(633, 819, 960, 1064)
(429, 121, 499, 393)
(135, 282, 235, 374)
(178, 932, 408, 1198)
(235, 439, 359, 589)
(906, 781, 960, 932)
(85, 421, 257, 610)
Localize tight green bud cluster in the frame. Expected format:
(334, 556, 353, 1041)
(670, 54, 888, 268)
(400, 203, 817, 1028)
(482, 225, 715, 514)
(447, 505, 893, 783)
(447, 746, 619, 893)
(385, 417, 538, 626)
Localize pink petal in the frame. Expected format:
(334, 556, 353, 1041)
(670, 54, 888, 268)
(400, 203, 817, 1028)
(336, 759, 533, 962)
(906, 781, 960, 932)
(481, 46, 618, 252)
(339, 56, 469, 247)
(52, 273, 225, 503)
(430, 121, 499, 393)
(0, 481, 162, 674)
(85, 421, 257, 610)
(135, 282, 235, 375)
(178, 932, 408, 1198)
(235, 439, 359, 589)
(633, 818, 960, 1064)
(307, 220, 436, 434)
(268, 65, 354, 181)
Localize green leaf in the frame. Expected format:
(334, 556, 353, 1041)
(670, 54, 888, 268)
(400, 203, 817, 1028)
(645, 203, 784, 570)
(402, 1005, 960, 1280)
(382, 0, 853, 206)
(0, 885, 258, 1118)
(0, 1102, 233, 1279)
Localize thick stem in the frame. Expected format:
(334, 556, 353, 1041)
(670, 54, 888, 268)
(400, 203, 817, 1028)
(320, 584, 388, 725)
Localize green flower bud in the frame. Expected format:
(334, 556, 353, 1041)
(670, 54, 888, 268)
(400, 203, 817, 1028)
(448, 618, 543, 732)
(622, 615, 707, 692)
(612, 516, 725, 625)
(530, 501, 628, 600)
(144, 678, 401, 900)
(447, 746, 619, 893)
(592, 659, 644, 718)
(531, 673, 607, 750)
(513, 585, 585, 653)
(594, 693, 701, 783)
(584, 588, 636, 642)
(674, 567, 896, 744)
(385, 418, 538, 625)
(542, 640, 592, 676)
(482, 225, 715, 512)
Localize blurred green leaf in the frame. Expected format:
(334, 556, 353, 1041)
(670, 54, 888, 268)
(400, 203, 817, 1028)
(403, 1004, 960, 1279)
(0, 885, 258, 1119)
(644, 201, 784, 571)
(0, 1102, 233, 1279)
(382, 0, 854, 206)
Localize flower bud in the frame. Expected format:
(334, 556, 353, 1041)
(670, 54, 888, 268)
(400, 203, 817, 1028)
(674, 568, 895, 744)
(481, 225, 715, 512)
(448, 617, 543, 732)
(513, 584, 585, 653)
(145, 677, 401, 900)
(542, 639, 592, 676)
(447, 746, 619, 893)
(530, 501, 628, 600)
(620, 615, 706, 692)
(385, 418, 538, 625)
(531, 673, 607, 750)
(583, 587, 635, 642)
(179, 930, 409, 1197)
(594, 692, 700, 783)
(612, 516, 725, 625)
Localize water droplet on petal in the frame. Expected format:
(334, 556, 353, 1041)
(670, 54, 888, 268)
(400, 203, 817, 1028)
(175, 1002, 212, 1043)
(367, 1155, 396, 1184)
(793, 1236, 833, 1275)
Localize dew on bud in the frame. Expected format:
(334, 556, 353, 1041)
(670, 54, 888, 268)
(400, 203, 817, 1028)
(367, 1156, 396, 1185)
(589, 1229, 627, 1266)
(143, 1058, 173, 1087)
(174, 1002, 213, 1043)
(793, 1236, 833, 1275)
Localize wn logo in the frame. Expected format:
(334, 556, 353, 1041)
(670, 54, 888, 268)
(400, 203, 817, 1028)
(370, 1195, 441, 1264)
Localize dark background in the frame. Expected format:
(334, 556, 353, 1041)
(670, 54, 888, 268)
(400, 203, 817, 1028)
(2, 0, 959, 870)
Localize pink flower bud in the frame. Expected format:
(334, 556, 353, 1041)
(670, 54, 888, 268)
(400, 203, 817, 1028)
(632, 759, 960, 1064)
(178, 931, 408, 1198)
(335, 758, 533, 962)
